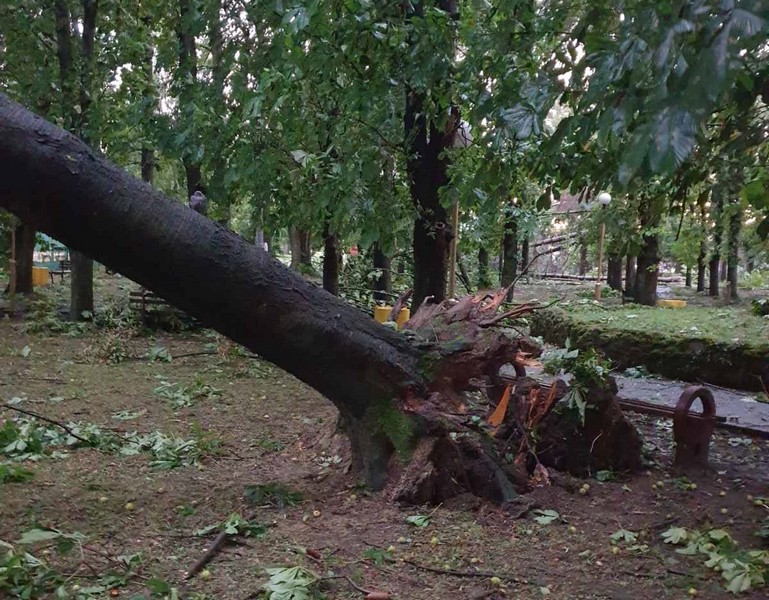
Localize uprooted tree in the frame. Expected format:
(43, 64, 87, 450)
(0, 94, 642, 504)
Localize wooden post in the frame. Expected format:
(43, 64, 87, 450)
(594, 218, 606, 300)
(448, 200, 459, 298)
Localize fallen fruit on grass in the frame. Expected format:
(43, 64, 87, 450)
(124, 502, 135, 511)
(719, 490, 726, 496)
(387, 545, 396, 552)
(611, 546, 620, 555)
(568, 526, 577, 533)
(99, 496, 108, 503)
(200, 569, 211, 580)
(430, 536, 439, 545)
(720, 508, 728, 514)
(689, 483, 697, 490)
(397, 536, 407, 544)
(688, 588, 697, 596)
(490, 576, 502, 586)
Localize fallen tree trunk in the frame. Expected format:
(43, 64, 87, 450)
(0, 93, 425, 489)
(0, 95, 642, 502)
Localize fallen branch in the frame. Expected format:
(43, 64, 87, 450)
(185, 512, 258, 580)
(1, 404, 93, 445)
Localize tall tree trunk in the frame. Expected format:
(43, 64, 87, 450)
(696, 241, 706, 292)
(719, 260, 727, 283)
(289, 227, 312, 272)
(139, 12, 156, 186)
(404, 2, 457, 308)
(685, 266, 692, 288)
(13, 222, 36, 294)
(606, 254, 622, 291)
(477, 246, 492, 288)
(456, 250, 472, 294)
(322, 221, 340, 296)
(578, 242, 588, 276)
(300, 230, 312, 266)
(54, 0, 97, 320)
(70, 0, 98, 321)
(727, 203, 741, 303)
(500, 201, 518, 301)
(624, 255, 636, 295)
(634, 234, 659, 306)
(178, 0, 202, 200)
(709, 187, 723, 297)
(372, 244, 391, 303)
(521, 238, 530, 271)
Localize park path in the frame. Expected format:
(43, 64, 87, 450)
(614, 374, 769, 436)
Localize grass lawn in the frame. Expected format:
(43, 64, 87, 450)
(559, 301, 769, 349)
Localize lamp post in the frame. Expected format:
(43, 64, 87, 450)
(594, 192, 612, 300)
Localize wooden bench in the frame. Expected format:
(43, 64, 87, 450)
(129, 289, 170, 324)
(129, 289, 199, 329)
(49, 259, 71, 283)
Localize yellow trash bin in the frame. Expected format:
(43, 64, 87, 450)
(657, 299, 687, 309)
(32, 267, 49, 287)
(373, 305, 411, 330)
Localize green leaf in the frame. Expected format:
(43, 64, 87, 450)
(725, 566, 753, 594)
(405, 515, 431, 527)
(611, 529, 638, 543)
(741, 180, 769, 210)
(662, 527, 688, 545)
(648, 108, 696, 172)
(17, 529, 63, 544)
(534, 509, 560, 525)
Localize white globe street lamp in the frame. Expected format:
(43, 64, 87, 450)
(594, 192, 612, 300)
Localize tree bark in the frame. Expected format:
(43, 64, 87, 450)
(624, 255, 636, 295)
(634, 234, 659, 306)
(477, 246, 493, 288)
(372, 244, 391, 303)
(322, 221, 340, 296)
(55, 0, 97, 320)
(139, 11, 156, 186)
(696, 241, 706, 293)
(289, 227, 313, 272)
(709, 187, 723, 297)
(578, 242, 588, 276)
(727, 202, 741, 302)
(500, 201, 518, 301)
(12, 222, 35, 294)
(685, 265, 692, 288)
(178, 0, 203, 200)
(606, 255, 622, 291)
(521, 238, 529, 271)
(404, 2, 457, 308)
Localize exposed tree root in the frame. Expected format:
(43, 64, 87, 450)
(378, 289, 644, 505)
